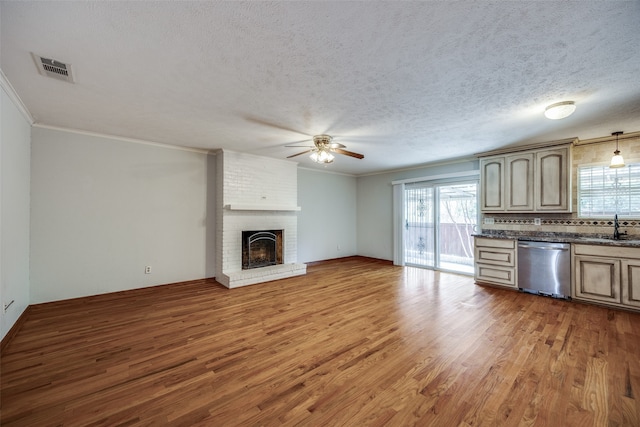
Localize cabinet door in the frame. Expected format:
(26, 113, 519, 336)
(474, 246, 515, 267)
(622, 260, 640, 308)
(574, 255, 620, 303)
(480, 157, 504, 211)
(535, 147, 571, 211)
(505, 153, 534, 211)
(475, 264, 516, 287)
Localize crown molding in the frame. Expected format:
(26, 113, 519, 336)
(391, 169, 479, 185)
(297, 165, 357, 177)
(32, 124, 210, 154)
(357, 155, 478, 178)
(474, 137, 577, 158)
(574, 131, 640, 146)
(0, 69, 35, 125)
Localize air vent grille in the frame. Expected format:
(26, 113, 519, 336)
(32, 53, 75, 83)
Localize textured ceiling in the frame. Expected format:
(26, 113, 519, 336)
(1, 1, 639, 175)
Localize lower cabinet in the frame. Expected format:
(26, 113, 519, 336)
(572, 244, 640, 310)
(621, 260, 640, 308)
(474, 237, 517, 288)
(573, 255, 620, 303)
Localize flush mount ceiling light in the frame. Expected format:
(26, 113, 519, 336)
(544, 101, 576, 120)
(610, 131, 625, 168)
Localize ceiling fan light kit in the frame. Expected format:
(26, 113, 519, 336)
(285, 134, 364, 164)
(310, 151, 335, 164)
(544, 101, 576, 120)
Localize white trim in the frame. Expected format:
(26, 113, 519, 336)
(32, 123, 211, 154)
(225, 204, 301, 212)
(391, 170, 479, 185)
(357, 155, 478, 177)
(392, 183, 405, 266)
(575, 131, 640, 146)
(297, 166, 357, 177)
(0, 69, 35, 125)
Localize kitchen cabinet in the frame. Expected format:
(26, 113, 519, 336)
(573, 255, 620, 303)
(621, 259, 640, 308)
(480, 157, 504, 211)
(478, 142, 572, 213)
(535, 147, 570, 211)
(505, 153, 534, 211)
(474, 237, 517, 288)
(572, 244, 640, 310)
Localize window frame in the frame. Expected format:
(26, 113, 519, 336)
(577, 161, 640, 219)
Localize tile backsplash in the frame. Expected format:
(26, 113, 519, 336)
(481, 215, 639, 238)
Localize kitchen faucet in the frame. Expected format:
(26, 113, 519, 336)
(613, 214, 627, 240)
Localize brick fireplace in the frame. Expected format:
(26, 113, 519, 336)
(242, 229, 283, 270)
(214, 150, 306, 288)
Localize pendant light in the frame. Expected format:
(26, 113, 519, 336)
(609, 131, 625, 168)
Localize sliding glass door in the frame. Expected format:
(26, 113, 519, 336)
(404, 187, 435, 267)
(404, 181, 477, 274)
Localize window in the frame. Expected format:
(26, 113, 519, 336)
(578, 163, 640, 218)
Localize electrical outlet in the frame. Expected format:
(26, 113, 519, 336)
(145, 266, 152, 274)
(534, 218, 541, 226)
(484, 217, 495, 225)
(337, 244, 341, 251)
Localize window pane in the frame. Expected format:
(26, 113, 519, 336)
(438, 183, 477, 274)
(404, 187, 435, 266)
(578, 163, 640, 217)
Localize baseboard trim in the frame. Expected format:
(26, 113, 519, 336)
(30, 277, 219, 309)
(1, 305, 31, 352)
(305, 255, 393, 267)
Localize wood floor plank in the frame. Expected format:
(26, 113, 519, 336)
(2, 257, 640, 426)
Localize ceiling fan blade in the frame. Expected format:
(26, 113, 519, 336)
(286, 150, 313, 158)
(333, 148, 364, 159)
(329, 143, 347, 149)
(284, 145, 314, 148)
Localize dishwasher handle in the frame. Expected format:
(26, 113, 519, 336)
(518, 243, 569, 251)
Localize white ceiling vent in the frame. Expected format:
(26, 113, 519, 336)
(31, 53, 75, 83)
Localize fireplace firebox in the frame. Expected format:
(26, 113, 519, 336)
(242, 230, 283, 270)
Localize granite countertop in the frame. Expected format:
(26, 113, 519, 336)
(473, 231, 640, 247)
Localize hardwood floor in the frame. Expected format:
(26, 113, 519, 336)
(1, 257, 639, 426)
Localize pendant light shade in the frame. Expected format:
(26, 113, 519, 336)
(609, 131, 625, 168)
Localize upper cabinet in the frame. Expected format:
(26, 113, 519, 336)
(505, 153, 534, 211)
(480, 157, 505, 211)
(535, 147, 570, 211)
(478, 140, 573, 213)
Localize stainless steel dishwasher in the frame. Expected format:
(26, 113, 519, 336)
(517, 241, 571, 299)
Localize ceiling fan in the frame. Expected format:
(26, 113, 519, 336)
(286, 134, 364, 164)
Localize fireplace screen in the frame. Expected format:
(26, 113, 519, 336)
(242, 230, 283, 270)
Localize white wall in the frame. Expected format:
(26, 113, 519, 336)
(356, 160, 479, 261)
(297, 168, 357, 263)
(1, 85, 32, 340)
(30, 127, 209, 303)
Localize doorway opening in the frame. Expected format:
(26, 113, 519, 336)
(404, 181, 477, 274)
